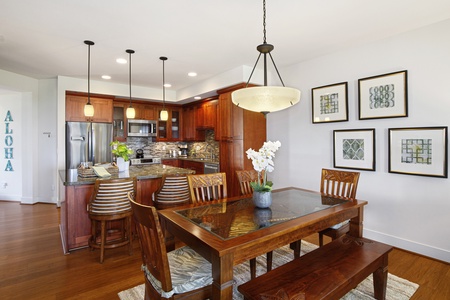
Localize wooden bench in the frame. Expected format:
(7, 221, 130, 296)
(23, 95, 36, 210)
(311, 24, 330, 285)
(238, 235, 393, 300)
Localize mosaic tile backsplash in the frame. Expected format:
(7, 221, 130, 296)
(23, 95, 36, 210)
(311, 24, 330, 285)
(125, 129, 219, 160)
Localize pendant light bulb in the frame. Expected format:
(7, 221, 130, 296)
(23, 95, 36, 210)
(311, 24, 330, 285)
(231, 0, 300, 115)
(159, 56, 169, 121)
(84, 40, 95, 117)
(126, 49, 135, 119)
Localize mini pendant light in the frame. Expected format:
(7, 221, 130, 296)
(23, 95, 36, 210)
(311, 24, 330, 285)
(159, 56, 169, 121)
(231, 0, 301, 115)
(84, 40, 95, 117)
(126, 49, 136, 119)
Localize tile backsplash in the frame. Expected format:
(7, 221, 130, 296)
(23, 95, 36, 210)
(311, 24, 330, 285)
(125, 129, 219, 160)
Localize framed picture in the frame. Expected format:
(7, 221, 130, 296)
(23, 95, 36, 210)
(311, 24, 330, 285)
(388, 127, 448, 178)
(358, 70, 408, 120)
(333, 129, 376, 171)
(312, 82, 348, 124)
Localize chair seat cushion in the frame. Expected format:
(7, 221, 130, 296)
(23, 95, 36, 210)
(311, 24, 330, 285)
(142, 246, 212, 298)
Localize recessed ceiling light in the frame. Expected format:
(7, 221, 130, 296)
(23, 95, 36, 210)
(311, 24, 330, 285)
(188, 72, 197, 77)
(164, 83, 171, 88)
(194, 96, 201, 100)
(102, 75, 111, 80)
(116, 58, 127, 64)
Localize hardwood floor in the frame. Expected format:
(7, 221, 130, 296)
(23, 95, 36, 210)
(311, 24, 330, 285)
(0, 201, 448, 299)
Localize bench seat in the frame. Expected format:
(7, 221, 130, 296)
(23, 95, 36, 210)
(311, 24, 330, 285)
(238, 235, 393, 300)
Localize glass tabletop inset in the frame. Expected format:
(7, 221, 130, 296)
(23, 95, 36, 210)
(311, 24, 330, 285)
(175, 189, 348, 240)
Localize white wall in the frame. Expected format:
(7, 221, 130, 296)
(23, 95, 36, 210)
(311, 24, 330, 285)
(268, 19, 450, 262)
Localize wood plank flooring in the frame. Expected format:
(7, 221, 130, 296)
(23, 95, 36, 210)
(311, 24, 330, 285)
(0, 201, 448, 299)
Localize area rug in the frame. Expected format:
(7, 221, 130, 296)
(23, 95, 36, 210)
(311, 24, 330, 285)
(118, 241, 419, 300)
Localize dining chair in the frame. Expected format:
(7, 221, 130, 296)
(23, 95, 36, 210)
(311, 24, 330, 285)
(318, 168, 360, 246)
(153, 174, 191, 210)
(187, 172, 227, 203)
(128, 192, 212, 300)
(236, 169, 273, 279)
(87, 177, 136, 263)
(291, 168, 360, 258)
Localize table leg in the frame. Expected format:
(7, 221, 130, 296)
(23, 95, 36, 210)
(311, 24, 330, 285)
(348, 206, 364, 238)
(211, 252, 234, 300)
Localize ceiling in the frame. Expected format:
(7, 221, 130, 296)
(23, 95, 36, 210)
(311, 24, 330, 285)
(1, 0, 450, 101)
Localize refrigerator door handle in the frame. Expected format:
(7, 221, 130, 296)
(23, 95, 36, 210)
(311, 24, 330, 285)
(71, 136, 85, 141)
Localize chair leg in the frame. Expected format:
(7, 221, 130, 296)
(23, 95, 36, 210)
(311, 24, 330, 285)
(250, 258, 257, 279)
(319, 232, 324, 247)
(100, 220, 106, 264)
(127, 216, 133, 256)
(266, 251, 273, 272)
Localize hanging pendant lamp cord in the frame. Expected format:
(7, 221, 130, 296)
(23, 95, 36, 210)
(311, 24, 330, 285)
(87, 43, 91, 104)
(262, 0, 267, 44)
(129, 52, 132, 106)
(162, 59, 166, 109)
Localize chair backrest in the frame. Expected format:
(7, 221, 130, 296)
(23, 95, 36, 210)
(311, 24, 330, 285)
(154, 174, 191, 209)
(88, 177, 136, 215)
(127, 192, 173, 294)
(187, 172, 228, 203)
(320, 168, 360, 199)
(235, 170, 259, 195)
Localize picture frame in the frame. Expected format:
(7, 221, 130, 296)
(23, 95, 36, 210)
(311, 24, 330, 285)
(388, 127, 448, 178)
(312, 82, 348, 124)
(333, 128, 376, 171)
(358, 70, 408, 120)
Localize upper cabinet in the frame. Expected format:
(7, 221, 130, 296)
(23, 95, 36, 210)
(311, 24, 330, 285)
(134, 103, 157, 120)
(157, 108, 181, 141)
(196, 99, 218, 130)
(66, 92, 113, 123)
(113, 103, 126, 141)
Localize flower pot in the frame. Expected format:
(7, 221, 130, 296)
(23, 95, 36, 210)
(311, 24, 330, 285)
(116, 157, 129, 172)
(253, 191, 272, 208)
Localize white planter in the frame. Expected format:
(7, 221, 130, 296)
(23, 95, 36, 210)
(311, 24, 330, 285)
(116, 157, 129, 172)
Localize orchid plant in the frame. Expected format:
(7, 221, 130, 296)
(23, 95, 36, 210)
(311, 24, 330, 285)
(246, 140, 281, 193)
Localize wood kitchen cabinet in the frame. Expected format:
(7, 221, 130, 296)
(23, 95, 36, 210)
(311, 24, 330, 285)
(182, 104, 205, 141)
(157, 108, 181, 141)
(113, 103, 126, 141)
(217, 84, 266, 197)
(134, 103, 157, 120)
(180, 160, 204, 174)
(66, 92, 113, 123)
(162, 159, 179, 167)
(196, 99, 218, 130)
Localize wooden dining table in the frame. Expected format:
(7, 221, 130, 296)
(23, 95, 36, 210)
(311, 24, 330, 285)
(158, 187, 368, 300)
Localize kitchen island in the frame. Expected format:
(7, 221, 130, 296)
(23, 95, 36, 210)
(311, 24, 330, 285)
(59, 164, 194, 254)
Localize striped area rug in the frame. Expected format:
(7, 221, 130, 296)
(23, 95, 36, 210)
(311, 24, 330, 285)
(118, 241, 419, 300)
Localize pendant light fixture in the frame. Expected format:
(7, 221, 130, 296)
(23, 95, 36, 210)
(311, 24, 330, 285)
(83, 40, 95, 117)
(231, 0, 301, 115)
(126, 49, 136, 119)
(159, 56, 169, 121)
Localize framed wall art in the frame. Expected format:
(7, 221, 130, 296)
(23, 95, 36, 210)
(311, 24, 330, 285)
(358, 70, 408, 120)
(388, 127, 448, 178)
(312, 82, 348, 124)
(333, 128, 376, 171)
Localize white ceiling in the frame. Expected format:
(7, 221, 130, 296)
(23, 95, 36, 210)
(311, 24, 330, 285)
(1, 0, 450, 101)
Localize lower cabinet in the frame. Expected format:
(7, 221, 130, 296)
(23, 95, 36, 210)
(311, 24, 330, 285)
(180, 160, 204, 174)
(162, 159, 179, 167)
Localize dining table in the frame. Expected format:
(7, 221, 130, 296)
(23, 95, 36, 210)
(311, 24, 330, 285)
(158, 187, 368, 300)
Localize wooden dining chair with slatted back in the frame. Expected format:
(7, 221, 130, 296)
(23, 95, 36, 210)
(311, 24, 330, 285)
(187, 172, 228, 203)
(127, 192, 212, 300)
(236, 169, 272, 279)
(87, 177, 136, 263)
(318, 168, 360, 246)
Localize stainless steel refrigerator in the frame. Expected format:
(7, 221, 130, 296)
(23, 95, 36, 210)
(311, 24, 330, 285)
(66, 122, 113, 169)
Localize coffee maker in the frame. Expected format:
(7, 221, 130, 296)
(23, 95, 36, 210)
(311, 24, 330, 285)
(136, 149, 144, 158)
(178, 144, 188, 157)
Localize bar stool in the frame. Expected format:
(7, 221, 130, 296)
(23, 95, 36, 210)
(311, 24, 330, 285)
(87, 177, 136, 263)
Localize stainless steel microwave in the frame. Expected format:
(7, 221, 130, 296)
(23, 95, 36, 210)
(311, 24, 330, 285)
(127, 119, 157, 137)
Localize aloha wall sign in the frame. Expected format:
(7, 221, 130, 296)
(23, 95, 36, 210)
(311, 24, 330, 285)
(4, 110, 14, 171)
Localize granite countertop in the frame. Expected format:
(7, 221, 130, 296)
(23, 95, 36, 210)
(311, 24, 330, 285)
(59, 164, 195, 186)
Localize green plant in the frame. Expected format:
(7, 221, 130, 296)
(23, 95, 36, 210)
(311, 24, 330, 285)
(110, 141, 134, 162)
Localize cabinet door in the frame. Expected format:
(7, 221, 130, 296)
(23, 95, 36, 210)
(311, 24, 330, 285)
(170, 109, 181, 141)
(218, 92, 243, 140)
(203, 100, 218, 129)
(162, 159, 179, 167)
(181, 160, 204, 174)
(182, 106, 195, 141)
(113, 104, 126, 141)
(66, 94, 113, 123)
